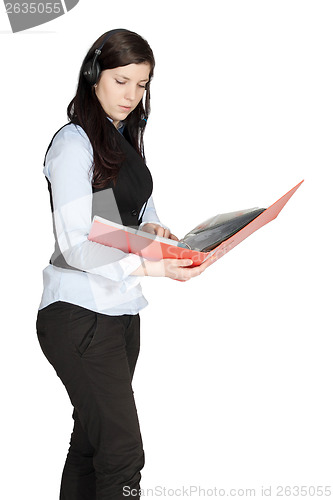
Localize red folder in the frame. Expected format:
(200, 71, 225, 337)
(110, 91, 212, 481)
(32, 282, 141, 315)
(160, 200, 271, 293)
(88, 180, 303, 266)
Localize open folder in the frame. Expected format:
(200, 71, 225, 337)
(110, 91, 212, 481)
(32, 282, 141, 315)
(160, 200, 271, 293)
(88, 181, 303, 266)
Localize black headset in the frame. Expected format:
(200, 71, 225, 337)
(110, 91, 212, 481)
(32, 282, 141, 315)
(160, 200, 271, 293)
(82, 29, 127, 86)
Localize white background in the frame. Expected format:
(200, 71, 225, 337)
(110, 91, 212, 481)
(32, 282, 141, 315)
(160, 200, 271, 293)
(1, 0, 332, 498)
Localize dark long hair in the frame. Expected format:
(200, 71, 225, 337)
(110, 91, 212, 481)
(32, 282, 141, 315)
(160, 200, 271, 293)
(67, 29, 155, 188)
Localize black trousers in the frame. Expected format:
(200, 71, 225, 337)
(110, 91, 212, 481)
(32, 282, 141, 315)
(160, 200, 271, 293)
(36, 301, 144, 499)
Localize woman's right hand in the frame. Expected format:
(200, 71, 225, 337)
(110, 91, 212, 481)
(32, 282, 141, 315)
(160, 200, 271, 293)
(131, 255, 218, 281)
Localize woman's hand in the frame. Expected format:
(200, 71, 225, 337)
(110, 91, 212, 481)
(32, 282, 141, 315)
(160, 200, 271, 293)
(140, 223, 179, 241)
(131, 254, 218, 281)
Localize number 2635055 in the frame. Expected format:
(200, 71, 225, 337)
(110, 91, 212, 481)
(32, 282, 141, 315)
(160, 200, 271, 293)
(5, 3, 62, 14)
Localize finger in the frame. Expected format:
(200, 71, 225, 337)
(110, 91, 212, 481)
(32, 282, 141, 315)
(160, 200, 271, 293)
(142, 224, 157, 235)
(170, 234, 179, 241)
(164, 229, 171, 239)
(156, 226, 165, 237)
(171, 259, 193, 268)
(179, 256, 215, 278)
(178, 259, 193, 267)
(199, 254, 218, 270)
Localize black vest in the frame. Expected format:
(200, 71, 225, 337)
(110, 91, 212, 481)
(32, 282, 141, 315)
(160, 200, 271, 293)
(44, 123, 153, 270)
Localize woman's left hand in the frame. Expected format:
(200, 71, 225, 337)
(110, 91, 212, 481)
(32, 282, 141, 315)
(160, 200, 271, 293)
(140, 223, 179, 241)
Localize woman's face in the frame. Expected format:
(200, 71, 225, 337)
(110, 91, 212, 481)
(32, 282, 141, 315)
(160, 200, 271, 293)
(95, 63, 151, 128)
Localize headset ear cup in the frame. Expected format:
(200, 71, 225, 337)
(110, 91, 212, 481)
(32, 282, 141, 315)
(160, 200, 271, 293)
(82, 60, 101, 86)
(82, 61, 94, 85)
(93, 60, 101, 85)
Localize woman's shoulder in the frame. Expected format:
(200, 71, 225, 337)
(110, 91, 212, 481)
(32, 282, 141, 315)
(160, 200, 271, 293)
(44, 123, 93, 180)
(51, 122, 92, 152)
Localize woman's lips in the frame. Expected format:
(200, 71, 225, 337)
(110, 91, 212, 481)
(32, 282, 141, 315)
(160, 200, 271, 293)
(119, 105, 131, 111)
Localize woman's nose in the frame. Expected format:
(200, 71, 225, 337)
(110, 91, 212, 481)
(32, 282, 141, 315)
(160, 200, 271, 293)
(124, 85, 136, 101)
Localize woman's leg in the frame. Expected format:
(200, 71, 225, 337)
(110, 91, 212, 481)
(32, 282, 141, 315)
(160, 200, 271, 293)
(60, 408, 96, 499)
(36, 302, 144, 500)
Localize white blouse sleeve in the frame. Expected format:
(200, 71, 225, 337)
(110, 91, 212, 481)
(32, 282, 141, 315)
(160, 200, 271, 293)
(138, 196, 170, 230)
(44, 125, 146, 282)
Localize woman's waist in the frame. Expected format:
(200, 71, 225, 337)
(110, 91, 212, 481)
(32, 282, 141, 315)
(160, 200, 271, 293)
(39, 264, 147, 315)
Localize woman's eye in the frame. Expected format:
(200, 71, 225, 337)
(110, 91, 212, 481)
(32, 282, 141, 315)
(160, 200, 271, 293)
(115, 80, 146, 89)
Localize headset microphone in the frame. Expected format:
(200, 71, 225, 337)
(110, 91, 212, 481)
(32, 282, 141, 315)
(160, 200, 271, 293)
(138, 118, 147, 128)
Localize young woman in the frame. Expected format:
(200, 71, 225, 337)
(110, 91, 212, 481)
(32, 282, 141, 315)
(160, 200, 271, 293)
(36, 29, 216, 500)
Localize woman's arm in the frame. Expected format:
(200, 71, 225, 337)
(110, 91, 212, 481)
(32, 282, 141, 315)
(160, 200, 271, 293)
(139, 196, 178, 240)
(138, 196, 165, 228)
(45, 125, 146, 282)
(130, 254, 218, 281)
(46, 125, 214, 284)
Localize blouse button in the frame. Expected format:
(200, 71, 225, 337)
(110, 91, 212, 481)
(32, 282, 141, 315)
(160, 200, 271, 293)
(131, 209, 138, 216)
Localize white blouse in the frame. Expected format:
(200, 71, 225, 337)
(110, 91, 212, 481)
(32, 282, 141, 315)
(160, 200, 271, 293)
(38, 123, 166, 316)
